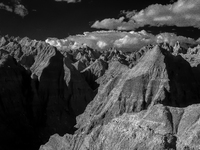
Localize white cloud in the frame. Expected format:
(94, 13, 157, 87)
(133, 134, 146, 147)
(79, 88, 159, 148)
(172, 0, 197, 13)
(0, 3, 12, 12)
(88, 35, 97, 40)
(96, 41, 107, 49)
(184, 14, 200, 21)
(91, 17, 125, 30)
(45, 38, 62, 48)
(46, 31, 198, 52)
(0, 3, 28, 17)
(91, 0, 200, 30)
(155, 32, 197, 46)
(114, 35, 139, 47)
(153, 16, 172, 21)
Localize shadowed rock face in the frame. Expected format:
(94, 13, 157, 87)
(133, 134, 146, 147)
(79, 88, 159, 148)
(0, 36, 100, 150)
(1, 36, 200, 150)
(0, 36, 146, 150)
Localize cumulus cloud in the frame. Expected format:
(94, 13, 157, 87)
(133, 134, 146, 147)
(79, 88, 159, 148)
(47, 30, 199, 51)
(14, 4, 28, 17)
(96, 41, 107, 49)
(70, 31, 155, 50)
(0, 3, 12, 12)
(156, 32, 198, 47)
(45, 38, 62, 48)
(114, 35, 139, 47)
(55, 0, 81, 3)
(0, 2, 28, 17)
(45, 38, 87, 50)
(91, 0, 200, 30)
(91, 17, 125, 30)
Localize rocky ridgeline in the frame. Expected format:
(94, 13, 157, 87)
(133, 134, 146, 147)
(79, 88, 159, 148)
(41, 41, 200, 149)
(0, 36, 200, 150)
(0, 36, 152, 150)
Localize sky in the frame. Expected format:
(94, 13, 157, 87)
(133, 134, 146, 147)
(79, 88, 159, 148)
(92, 0, 200, 30)
(0, 0, 200, 40)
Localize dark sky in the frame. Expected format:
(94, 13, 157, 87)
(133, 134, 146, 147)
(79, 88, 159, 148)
(1, 0, 199, 40)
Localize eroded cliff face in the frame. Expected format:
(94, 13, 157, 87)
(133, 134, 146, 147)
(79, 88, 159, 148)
(1, 36, 200, 150)
(40, 42, 200, 150)
(0, 36, 101, 150)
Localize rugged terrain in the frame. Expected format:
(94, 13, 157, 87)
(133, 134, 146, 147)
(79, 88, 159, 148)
(0, 35, 200, 150)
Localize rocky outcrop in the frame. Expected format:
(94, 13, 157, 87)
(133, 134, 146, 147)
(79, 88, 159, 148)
(40, 43, 200, 150)
(0, 36, 100, 150)
(1, 35, 200, 150)
(42, 104, 200, 150)
(0, 36, 150, 150)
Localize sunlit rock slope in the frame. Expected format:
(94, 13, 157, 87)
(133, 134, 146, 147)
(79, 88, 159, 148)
(41, 38, 200, 150)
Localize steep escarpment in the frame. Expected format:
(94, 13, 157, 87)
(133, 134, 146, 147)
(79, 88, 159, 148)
(75, 45, 200, 130)
(0, 36, 150, 150)
(0, 36, 99, 150)
(40, 43, 200, 150)
(76, 104, 200, 150)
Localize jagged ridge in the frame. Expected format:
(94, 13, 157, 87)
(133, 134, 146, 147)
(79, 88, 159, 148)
(0, 35, 152, 150)
(1, 35, 200, 150)
(40, 42, 200, 150)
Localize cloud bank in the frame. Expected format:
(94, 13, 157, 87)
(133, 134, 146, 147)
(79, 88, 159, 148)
(91, 0, 200, 30)
(46, 30, 199, 52)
